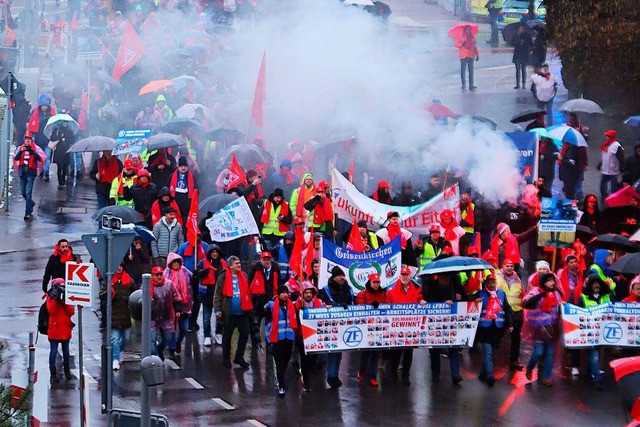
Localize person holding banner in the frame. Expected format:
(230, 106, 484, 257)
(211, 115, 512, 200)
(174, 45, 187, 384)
(356, 273, 388, 387)
(248, 251, 281, 350)
(264, 286, 298, 396)
(497, 258, 525, 370)
(386, 267, 426, 385)
(294, 282, 324, 392)
(523, 273, 562, 387)
(378, 211, 417, 267)
(415, 224, 446, 270)
(319, 266, 354, 388)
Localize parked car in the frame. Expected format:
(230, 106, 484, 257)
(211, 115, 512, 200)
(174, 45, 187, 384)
(497, 0, 546, 29)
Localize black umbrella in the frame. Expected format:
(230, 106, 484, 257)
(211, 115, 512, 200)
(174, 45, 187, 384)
(610, 253, 640, 275)
(217, 144, 273, 169)
(198, 193, 239, 218)
(67, 136, 116, 153)
(161, 118, 204, 135)
(204, 128, 245, 145)
(93, 70, 122, 88)
(589, 234, 640, 253)
(364, 1, 392, 18)
(91, 205, 144, 224)
(147, 133, 185, 151)
(599, 206, 640, 235)
(510, 108, 547, 124)
(502, 21, 535, 44)
(576, 225, 599, 242)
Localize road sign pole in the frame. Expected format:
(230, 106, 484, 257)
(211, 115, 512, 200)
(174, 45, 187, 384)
(105, 229, 113, 427)
(78, 306, 86, 427)
(141, 273, 151, 427)
(27, 332, 35, 427)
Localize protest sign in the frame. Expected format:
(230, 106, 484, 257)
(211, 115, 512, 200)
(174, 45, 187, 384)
(505, 132, 539, 184)
(205, 197, 259, 242)
(300, 302, 482, 353)
(319, 237, 402, 292)
(562, 302, 640, 348)
(537, 197, 578, 247)
(113, 128, 152, 155)
(331, 168, 459, 235)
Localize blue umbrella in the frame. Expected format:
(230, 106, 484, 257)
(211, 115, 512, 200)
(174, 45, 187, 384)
(121, 224, 156, 243)
(624, 116, 640, 127)
(547, 125, 588, 147)
(419, 256, 492, 275)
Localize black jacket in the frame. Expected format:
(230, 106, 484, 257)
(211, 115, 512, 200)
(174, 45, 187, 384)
(127, 182, 158, 219)
(422, 274, 468, 303)
(319, 279, 354, 307)
(42, 254, 68, 293)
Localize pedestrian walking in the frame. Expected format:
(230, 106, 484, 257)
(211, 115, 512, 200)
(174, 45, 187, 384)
(264, 286, 298, 396)
(42, 239, 77, 293)
(27, 93, 56, 182)
(90, 150, 122, 209)
(14, 133, 44, 220)
(531, 63, 558, 125)
(177, 234, 208, 331)
(149, 266, 183, 361)
(456, 25, 479, 90)
(294, 281, 323, 392)
(496, 258, 525, 370)
(49, 121, 75, 190)
(248, 251, 281, 350)
(151, 207, 184, 267)
(109, 159, 137, 207)
(102, 263, 134, 371)
(169, 156, 198, 228)
(260, 188, 292, 248)
(355, 273, 387, 387)
(127, 169, 158, 228)
(599, 130, 625, 199)
(164, 253, 193, 357)
(195, 245, 227, 346)
(46, 278, 75, 384)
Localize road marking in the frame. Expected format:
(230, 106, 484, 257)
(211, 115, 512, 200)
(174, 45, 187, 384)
(185, 377, 204, 389)
(71, 369, 97, 384)
(247, 420, 268, 427)
(212, 398, 235, 410)
(165, 359, 181, 370)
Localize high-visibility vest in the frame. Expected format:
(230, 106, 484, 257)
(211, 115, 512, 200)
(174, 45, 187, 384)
(262, 203, 287, 237)
(461, 202, 475, 234)
(580, 293, 610, 308)
(479, 289, 506, 328)
(367, 231, 379, 250)
(497, 272, 523, 312)
(419, 241, 441, 269)
(589, 264, 616, 292)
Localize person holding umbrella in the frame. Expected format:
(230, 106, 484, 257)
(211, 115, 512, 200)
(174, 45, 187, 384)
(455, 25, 480, 91)
(49, 121, 77, 189)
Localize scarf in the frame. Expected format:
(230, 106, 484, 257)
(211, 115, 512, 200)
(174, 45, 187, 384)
(261, 199, 290, 230)
(269, 297, 297, 343)
(151, 200, 183, 226)
(53, 245, 74, 263)
(280, 168, 295, 185)
(250, 267, 278, 296)
(601, 136, 617, 153)
(387, 223, 407, 249)
(222, 270, 253, 311)
(183, 243, 205, 259)
(441, 218, 459, 242)
(150, 277, 164, 300)
(18, 148, 38, 170)
(116, 173, 136, 196)
(246, 184, 264, 204)
(541, 72, 550, 80)
(372, 189, 392, 204)
(484, 290, 502, 319)
(540, 290, 559, 313)
(296, 185, 315, 217)
(312, 197, 333, 225)
(169, 169, 195, 197)
(111, 270, 132, 297)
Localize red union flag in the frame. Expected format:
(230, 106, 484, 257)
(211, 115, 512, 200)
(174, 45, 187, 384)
(112, 22, 145, 81)
(186, 189, 200, 246)
(227, 153, 248, 191)
(251, 52, 266, 128)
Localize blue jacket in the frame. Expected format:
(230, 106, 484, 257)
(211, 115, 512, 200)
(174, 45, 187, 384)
(478, 289, 509, 328)
(264, 299, 296, 343)
(177, 242, 208, 273)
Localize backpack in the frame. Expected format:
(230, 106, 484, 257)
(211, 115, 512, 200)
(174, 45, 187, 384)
(37, 302, 49, 335)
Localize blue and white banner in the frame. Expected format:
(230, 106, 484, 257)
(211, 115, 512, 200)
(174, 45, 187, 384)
(113, 128, 152, 156)
(537, 197, 578, 247)
(300, 302, 482, 352)
(505, 132, 538, 184)
(205, 197, 259, 242)
(319, 238, 402, 292)
(562, 302, 640, 348)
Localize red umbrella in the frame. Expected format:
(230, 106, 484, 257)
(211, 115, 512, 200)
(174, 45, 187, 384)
(448, 23, 479, 40)
(138, 79, 174, 96)
(422, 102, 456, 118)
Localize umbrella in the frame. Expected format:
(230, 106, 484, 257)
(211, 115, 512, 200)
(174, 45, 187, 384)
(171, 75, 204, 92)
(67, 136, 115, 153)
(623, 116, 640, 127)
(609, 253, 640, 275)
(448, 23, 478, 41)
(120, 224, 156, 243)
(631, 227, 640, 242)
(343, 0, 374, 5)
(217, 144, 272, 169)
(138, 80, 174, 96)
(204, 128, 244, 144)
(423, 102, 456, 118)
(605, 184, 640, 208)
(198, 193, 238, 218)
(529, 127, 562, 148)
(576, 225, 599, 242)
(547, 125, 588, 147)
(599, 206, 640, 235)
(502, 22, 535, 44)
(93, 70, 122, 88)
(91, 205, 144, 224)
(176, 103, 215, 121)
(559, 99, 604, 114)
(43, 114, 80, 138)
(457, 114, 497, 130)
(510, 108, 546, 124)
(161, 118, 204, 135)
(147, 133, 185, 151)
(419, 256, 492, 275)
(589, 234, 640, 253)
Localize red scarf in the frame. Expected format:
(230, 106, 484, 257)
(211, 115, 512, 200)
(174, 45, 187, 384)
(222, 270, 253, 311)
(150, 277, 164, 300)
(601, 136, 617, 153)
(98, 156, 121, 184)
(169, 170, 195, 197)
(111, 270, 132, 297)
(295, 185, 315, 218)
(484, 290, 502, 319)
(279, 169, 295, 185)
(183, 243, 205, 259)
(540, 290, 559, 313)
(116, 173, 135, 196)
(387, 223, 407, 249)
(269, 297, 297, 343)
(441, 218, 459, 242)
(202, 258, 227, 285)
(541, 72, 551, 80)
(53, 245, 74, 263)
(250, 268, 278, 296)
(622, 294, 640, 303)
(461, 201, 475, 228)
(151, 200, 183, 226)
(18, 148, 38, 170)
(312, 197, 333, 225)
(246, 184, 264, 204)
(558, 267, 583, 304)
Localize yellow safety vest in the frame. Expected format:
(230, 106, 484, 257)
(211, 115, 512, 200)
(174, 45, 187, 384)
(262, 204, 286, 237)
(497, 272, 523, 312)
(461, 202, 475, 234)
(419, 241, 441, 270)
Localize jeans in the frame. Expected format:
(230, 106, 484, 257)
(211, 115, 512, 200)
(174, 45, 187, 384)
(222, 313, 250, 362)
(586, 348, 602, 382)
(111, 327, 131, 361)
(482, 343, 495, 378)
(49, 339, 70, 369)
(151, 327, 174, 357)
(575, 171, 585, 198)
(97, 192, 109, 210)
(429, 348, 460, 378)
(42, 146, 52, 175)
(489, 12, 499, 43)
(326, 352, 343, 379)
(600, 174, 619, 200)
(460, 58, 475, 88)
(71, 153, 83, 173)
(360, 350, 380, 380)
(515, 63, 526, 86)
(537, 99, 554, 126)
(19, 172, 37, 215)
(272, 339, 294, 388)
(202, 301, 222, 338)
(527, 341, 555, 380)
(172, 315, 190, 347)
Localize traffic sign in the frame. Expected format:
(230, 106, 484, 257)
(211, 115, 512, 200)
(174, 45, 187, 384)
(81, 230, 136, 276)
(65, 262, 95, 307)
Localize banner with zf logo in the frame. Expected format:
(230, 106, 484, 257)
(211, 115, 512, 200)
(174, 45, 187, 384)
(562, 302, 640, 348)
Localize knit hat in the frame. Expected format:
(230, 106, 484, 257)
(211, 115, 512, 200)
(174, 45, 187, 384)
(302, 281, 317, 295)
(604, 130, 617, 139)
(539, 273, 556, 287)
(496, 222, 510, 235)
(330, 265, 346, 278)
(277, 285, 290, 294)
(273, 188, 284, 198)
(280, 159, 292, 169)
(178, 156, 188, 167)
(357, 220, 368, 228)
(565, 254, 577, 264)
(535, 260, 550, 271)
(137, 168, 150, 178)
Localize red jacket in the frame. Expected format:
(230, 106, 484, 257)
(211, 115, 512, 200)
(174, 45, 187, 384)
(46, 297, 75, 341)
(386, 280, 423, 304)
(556, 267, 583, 304)
(355, 286, 387, 305)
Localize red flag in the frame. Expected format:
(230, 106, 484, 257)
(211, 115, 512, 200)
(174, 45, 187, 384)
(304, 226, 315, 278)
(254, 160, 270, 180)
(346, 218, 364, 252)
(112, 22, 145, 81)
(4, 21, 15, 47)
(186, 189, 200, 246)
(251, 52, 266, 128)
(289, 227, 305, 279)
(71, 11, 79, 31)
(348, 157, 354, 183)
(227, 153, 248, 190)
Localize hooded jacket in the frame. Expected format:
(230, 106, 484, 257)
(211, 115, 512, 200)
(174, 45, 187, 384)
(151, 187, 183, 226)
(356, 281, 388, 305)
(47, 293, 75, 341)
(151, 277, 182, 331)
(319, 278, 354, 307)
(164, 253, 193, 314)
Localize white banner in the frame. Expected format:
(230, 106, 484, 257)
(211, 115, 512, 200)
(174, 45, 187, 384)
(562, 302, 640, 348)
(301, 302, 481, 353)
(331, 168, 460, 235)
(205, 197, 260, 242)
